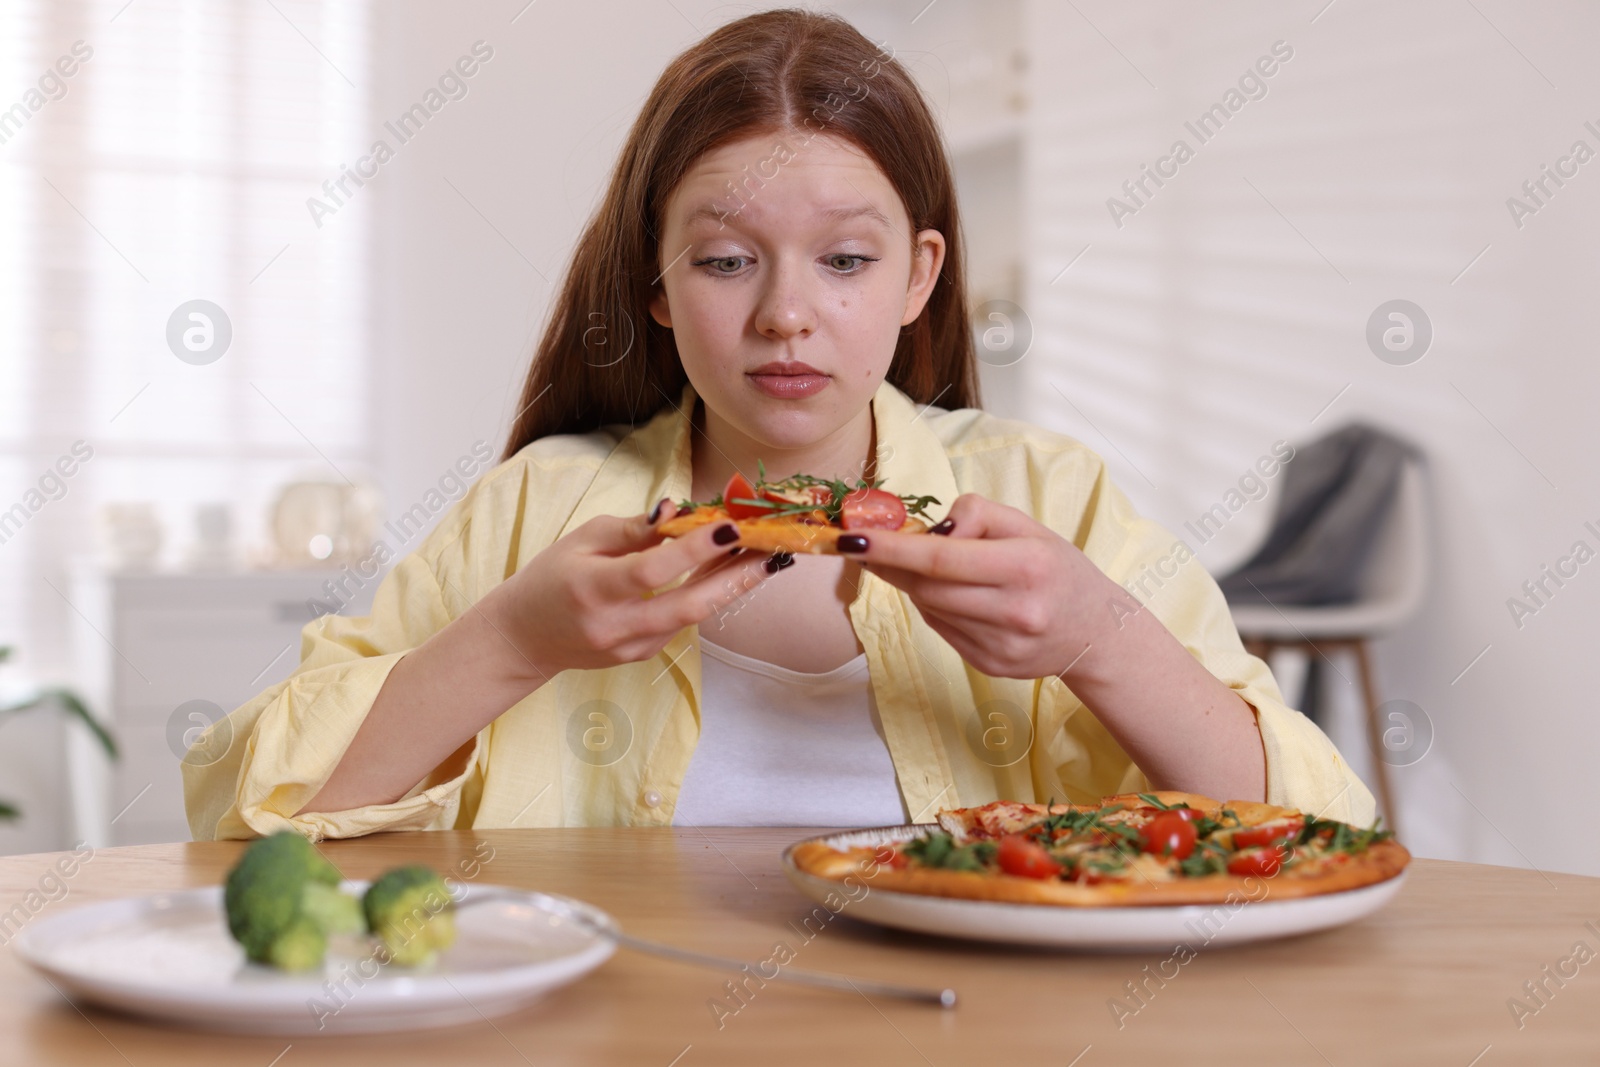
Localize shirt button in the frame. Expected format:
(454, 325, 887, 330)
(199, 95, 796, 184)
(642, 790, 662, 808)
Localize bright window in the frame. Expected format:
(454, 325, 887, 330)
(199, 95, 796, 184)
(0, 0, 371, 675)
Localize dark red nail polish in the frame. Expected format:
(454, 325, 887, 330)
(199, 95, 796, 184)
(649, 498, 669, 523)
(764, 550, 794, 574)
(930, 518, 956, 536)
(728, 547, 745, 556)
(712, 523, 739, 545)
(837, 534, 869, 554)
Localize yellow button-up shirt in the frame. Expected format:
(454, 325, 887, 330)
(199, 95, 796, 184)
(183, 381, 1375, 841)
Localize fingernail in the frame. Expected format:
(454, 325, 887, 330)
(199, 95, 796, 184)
(930, 518, 956, 536)
(649, 498, 669, 524)
(764, 550, 794, 574)
(712, 523, 740, 545)
(728, 547, 745, 557)
(837, 534, 869, 554)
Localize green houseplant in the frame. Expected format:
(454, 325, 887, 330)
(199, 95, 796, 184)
(0, 645, 117, 820)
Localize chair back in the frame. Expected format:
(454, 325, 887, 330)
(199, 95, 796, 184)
(1351, 456, 1430, 627)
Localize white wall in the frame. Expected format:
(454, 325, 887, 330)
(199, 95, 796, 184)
(1019, 0, 1600, 874)
(365, 1, 1600, 873)
(368, 2, 721, 523)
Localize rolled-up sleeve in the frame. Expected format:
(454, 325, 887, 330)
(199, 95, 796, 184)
(1162, 534, 1376, 825)
(1072, 461, 1378, 826)
(183, 519, 480, 842)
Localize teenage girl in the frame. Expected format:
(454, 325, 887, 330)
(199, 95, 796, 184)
(185, 9, 1373, 840)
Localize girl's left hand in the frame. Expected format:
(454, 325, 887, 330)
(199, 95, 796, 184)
(841, 493, 1116, 679)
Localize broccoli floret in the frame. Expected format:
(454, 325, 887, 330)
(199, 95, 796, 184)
(301, 880, 365, 935)
(362, 865, 457, 967)
(259, 915, 330, 972)
(224, 831, 362, 971)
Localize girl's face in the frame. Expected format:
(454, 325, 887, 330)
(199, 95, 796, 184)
(649, 132, 945, 459)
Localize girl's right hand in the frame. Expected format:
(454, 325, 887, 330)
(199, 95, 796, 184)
(479, 501, 773, 681)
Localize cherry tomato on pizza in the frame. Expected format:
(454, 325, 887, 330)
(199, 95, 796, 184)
(1141, 810, 1199, 860)
(839, 487, 907, 530)
(996, 833, 1063, 879)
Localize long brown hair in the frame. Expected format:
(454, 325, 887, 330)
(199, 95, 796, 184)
(502, 7, 978, 459)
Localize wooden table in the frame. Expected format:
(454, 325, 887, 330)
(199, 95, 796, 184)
(1, 830, 1596, 1065)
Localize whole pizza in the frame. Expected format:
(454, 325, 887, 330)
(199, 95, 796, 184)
(657, 465, 939, 554)
(789, 791, 1409, 906)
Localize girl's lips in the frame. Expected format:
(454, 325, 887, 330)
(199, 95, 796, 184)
(748, 372, 830, 398)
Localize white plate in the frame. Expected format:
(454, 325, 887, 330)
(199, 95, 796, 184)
(14, 881, 616, 1034)
(782, 825, 1408, 952)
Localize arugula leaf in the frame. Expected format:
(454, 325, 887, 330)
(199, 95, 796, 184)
(674, 494, 722, 513)
(1178, 842, 1229, 877)
(904, 830, 953, 867)
(1035, 807, 1141, 851)
(902, 832, 995, 872)
(1036, 809, 1096, 834)
(942, 841, 998, 872)
(1348, 818, 1395, 851)
(1136, 793, 1174, 810)
(672, 466, 941, 523)
(1296, 815, 1395, 854)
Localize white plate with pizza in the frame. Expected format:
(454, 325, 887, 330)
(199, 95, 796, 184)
(783, 791, 1410, 951)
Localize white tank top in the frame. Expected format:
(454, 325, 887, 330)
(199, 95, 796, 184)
(671, 637, 910, 827)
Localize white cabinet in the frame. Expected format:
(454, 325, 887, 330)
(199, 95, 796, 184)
(68, 568, 377, 847)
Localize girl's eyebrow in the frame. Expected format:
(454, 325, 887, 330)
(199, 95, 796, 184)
(683, 202, 893, 232)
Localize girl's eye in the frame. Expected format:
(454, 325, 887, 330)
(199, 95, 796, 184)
(696, 256, 745, 274)
(828, 254, 876, 273)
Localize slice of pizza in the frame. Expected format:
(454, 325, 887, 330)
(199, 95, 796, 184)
(656, 465, 940, 555)
(789, 791, 1410, 906)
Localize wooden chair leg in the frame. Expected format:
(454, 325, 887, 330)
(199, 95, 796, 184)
(1351, 639, 1398, 838)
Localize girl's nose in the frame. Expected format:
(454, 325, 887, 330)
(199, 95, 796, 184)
(753, 260, 816, 339)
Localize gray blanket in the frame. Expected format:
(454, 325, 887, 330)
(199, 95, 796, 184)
(1218, 422, 1422, 606)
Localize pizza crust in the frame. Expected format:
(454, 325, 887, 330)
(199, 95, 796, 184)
(657, 507, 928, 555)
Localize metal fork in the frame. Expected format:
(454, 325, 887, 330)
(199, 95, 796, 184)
(457, 888, 957, 1009)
